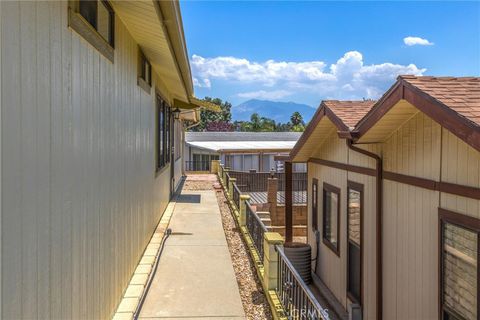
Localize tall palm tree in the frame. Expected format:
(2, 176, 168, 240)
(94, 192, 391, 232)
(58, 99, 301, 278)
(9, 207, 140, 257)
(290, 111, 304, 126)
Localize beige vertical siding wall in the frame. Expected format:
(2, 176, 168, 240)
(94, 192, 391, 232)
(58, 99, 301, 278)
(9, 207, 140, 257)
(307, 106, 479, 320)
(1, 2, 180, 318)
(309, 162, 348, 307)
(307, 124, 378, 319)
(382, 111, 441, 320)
(0, 1, 2, 317)
(380, 110, 479, 320)
(440, 129, 480, 218)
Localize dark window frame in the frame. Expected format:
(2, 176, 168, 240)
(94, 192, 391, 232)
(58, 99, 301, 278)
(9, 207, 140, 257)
(312, 178, 319, 231)
(138, 49, 152, 93)
(68, 0, 115, 62)
(155, 94, 172, 174)
(174, 119, 183, 161)
(347, 181, 364, 307)
(322, 182, 341, 256)
(439, 208, 480, 320)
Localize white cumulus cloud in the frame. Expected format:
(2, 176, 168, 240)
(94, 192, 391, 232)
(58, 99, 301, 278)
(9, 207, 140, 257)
(193, 77, 211, 88)
(237, 90, 293, 100)
(191, 51, 426, 100)
(403, 36, 434, 46)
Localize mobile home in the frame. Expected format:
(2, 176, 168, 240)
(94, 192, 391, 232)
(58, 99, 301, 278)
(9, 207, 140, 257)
(286, 76, 480, 320)
(0, 1, 213, 318)
(185, 131, 306, 172)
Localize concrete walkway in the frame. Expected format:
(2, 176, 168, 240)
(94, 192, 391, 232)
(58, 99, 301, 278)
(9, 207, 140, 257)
(138, 188, 246, 319)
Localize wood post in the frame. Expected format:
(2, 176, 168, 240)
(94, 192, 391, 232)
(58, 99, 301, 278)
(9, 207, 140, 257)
(267, 177, 278, 224)
(223, 168, 229, 187)
(263, 232, 284, 290)
(239, 194, 250, 226)
(285, 161, 293, 243)
(211, 160, 220, 174)
(228, 177, 236, 200)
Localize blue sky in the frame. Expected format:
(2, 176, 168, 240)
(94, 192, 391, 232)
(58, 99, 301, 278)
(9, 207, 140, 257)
(181, 1, 480, 107)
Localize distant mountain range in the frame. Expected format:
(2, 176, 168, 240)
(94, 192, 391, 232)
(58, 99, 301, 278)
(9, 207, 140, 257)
(232, 99, 316, 124)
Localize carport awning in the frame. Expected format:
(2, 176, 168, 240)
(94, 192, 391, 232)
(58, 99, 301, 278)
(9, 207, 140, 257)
(186, 140, 296, 153)
(174, 97, 222, 112)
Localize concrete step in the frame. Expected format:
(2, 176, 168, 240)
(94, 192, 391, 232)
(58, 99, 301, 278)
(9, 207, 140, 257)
(261, 217, 272, 226)
(256, 211, 271, 219)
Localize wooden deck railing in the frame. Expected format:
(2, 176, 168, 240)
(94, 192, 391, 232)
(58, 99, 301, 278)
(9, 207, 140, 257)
(228, 170, 307, 193)
(217, 162, 329, 320)
(245, 201, 268, 262)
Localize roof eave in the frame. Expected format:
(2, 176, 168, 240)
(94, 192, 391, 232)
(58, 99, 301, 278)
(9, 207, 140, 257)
(154, 0, 193, 101)
(354, 78, 480, 152)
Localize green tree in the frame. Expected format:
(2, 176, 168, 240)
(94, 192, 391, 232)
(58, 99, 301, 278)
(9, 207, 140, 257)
(290, 111, 304, 126)
(189, 97, 233, 132)
(242, 113, 277, 132)
(248, 113, 262, 131)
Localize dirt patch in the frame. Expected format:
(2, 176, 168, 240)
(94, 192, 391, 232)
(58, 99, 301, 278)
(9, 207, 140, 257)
(182, 174, 217, 191)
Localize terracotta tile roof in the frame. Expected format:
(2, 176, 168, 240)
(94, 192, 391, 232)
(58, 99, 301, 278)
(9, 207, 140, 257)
(323, 100, 377, 128)
(400, 75, 480, 126)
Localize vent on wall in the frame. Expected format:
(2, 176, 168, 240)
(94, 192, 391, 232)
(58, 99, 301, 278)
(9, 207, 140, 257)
(348, 303, 362, 320)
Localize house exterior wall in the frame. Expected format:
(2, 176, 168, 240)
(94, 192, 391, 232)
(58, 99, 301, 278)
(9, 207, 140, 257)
(306, 109, 480, 320)
(1, 2, 182, 319)
(377, 111, 479, 320)
(0, 2, 2, 316)
(381, 111, 441, 320)
(440, 128, 480, 218)
(306, 127, 378, 320)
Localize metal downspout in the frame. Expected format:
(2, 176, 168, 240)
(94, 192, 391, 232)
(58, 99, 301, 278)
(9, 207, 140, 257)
(346, 139, 383, 320)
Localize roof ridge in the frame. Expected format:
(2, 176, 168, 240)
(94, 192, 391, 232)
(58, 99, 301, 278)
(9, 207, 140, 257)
(399, 75, 480, 81)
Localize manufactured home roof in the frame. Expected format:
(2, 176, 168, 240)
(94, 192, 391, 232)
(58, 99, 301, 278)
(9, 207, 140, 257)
(401, 76, 480, 126)
(354, 75, 480, 151)
(323, 100, 377, 129)
(185, 132, 302, 152)
(288, 100, 376, 161)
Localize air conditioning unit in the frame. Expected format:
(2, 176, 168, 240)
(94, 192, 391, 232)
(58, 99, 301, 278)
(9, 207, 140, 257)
(348, 303, 362, 320)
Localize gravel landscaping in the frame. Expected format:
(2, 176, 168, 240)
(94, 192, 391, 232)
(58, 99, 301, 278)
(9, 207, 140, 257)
(183, 174, 273, 320)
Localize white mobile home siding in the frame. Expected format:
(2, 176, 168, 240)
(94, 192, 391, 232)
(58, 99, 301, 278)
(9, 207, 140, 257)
(1, 2, 180, 318)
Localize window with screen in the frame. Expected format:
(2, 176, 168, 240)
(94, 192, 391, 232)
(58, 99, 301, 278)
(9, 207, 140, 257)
(225, 155, 234, 169)
(69, 1, 114, 61)
(440, 209, 479, 320)
(138, 49, 152, 92)
(261, 154, 272, 172)
(155, 95, 172, 173)
(322, 183, 340, 255)
(347, 182, 363, 305)
(174, 120, 182, 161)
(312, 179, 318, 230)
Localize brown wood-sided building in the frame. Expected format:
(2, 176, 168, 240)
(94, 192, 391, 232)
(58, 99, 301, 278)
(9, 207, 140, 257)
(285, 76, 480, 320)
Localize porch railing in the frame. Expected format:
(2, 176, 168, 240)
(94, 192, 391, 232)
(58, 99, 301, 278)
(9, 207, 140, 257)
(228, 170, 307, 193)
(246, 201, 268, 262)
(185, 160, 211, 172)
(233, 183, 241, 209)
(215, 161, 329, 320)
(225, 171, 230, 189)
(277, 246, 330, 320)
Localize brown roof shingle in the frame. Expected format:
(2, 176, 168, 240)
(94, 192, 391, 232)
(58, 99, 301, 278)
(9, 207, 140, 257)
(323, 100, 376, 128)
(400, 75, 480, 126)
